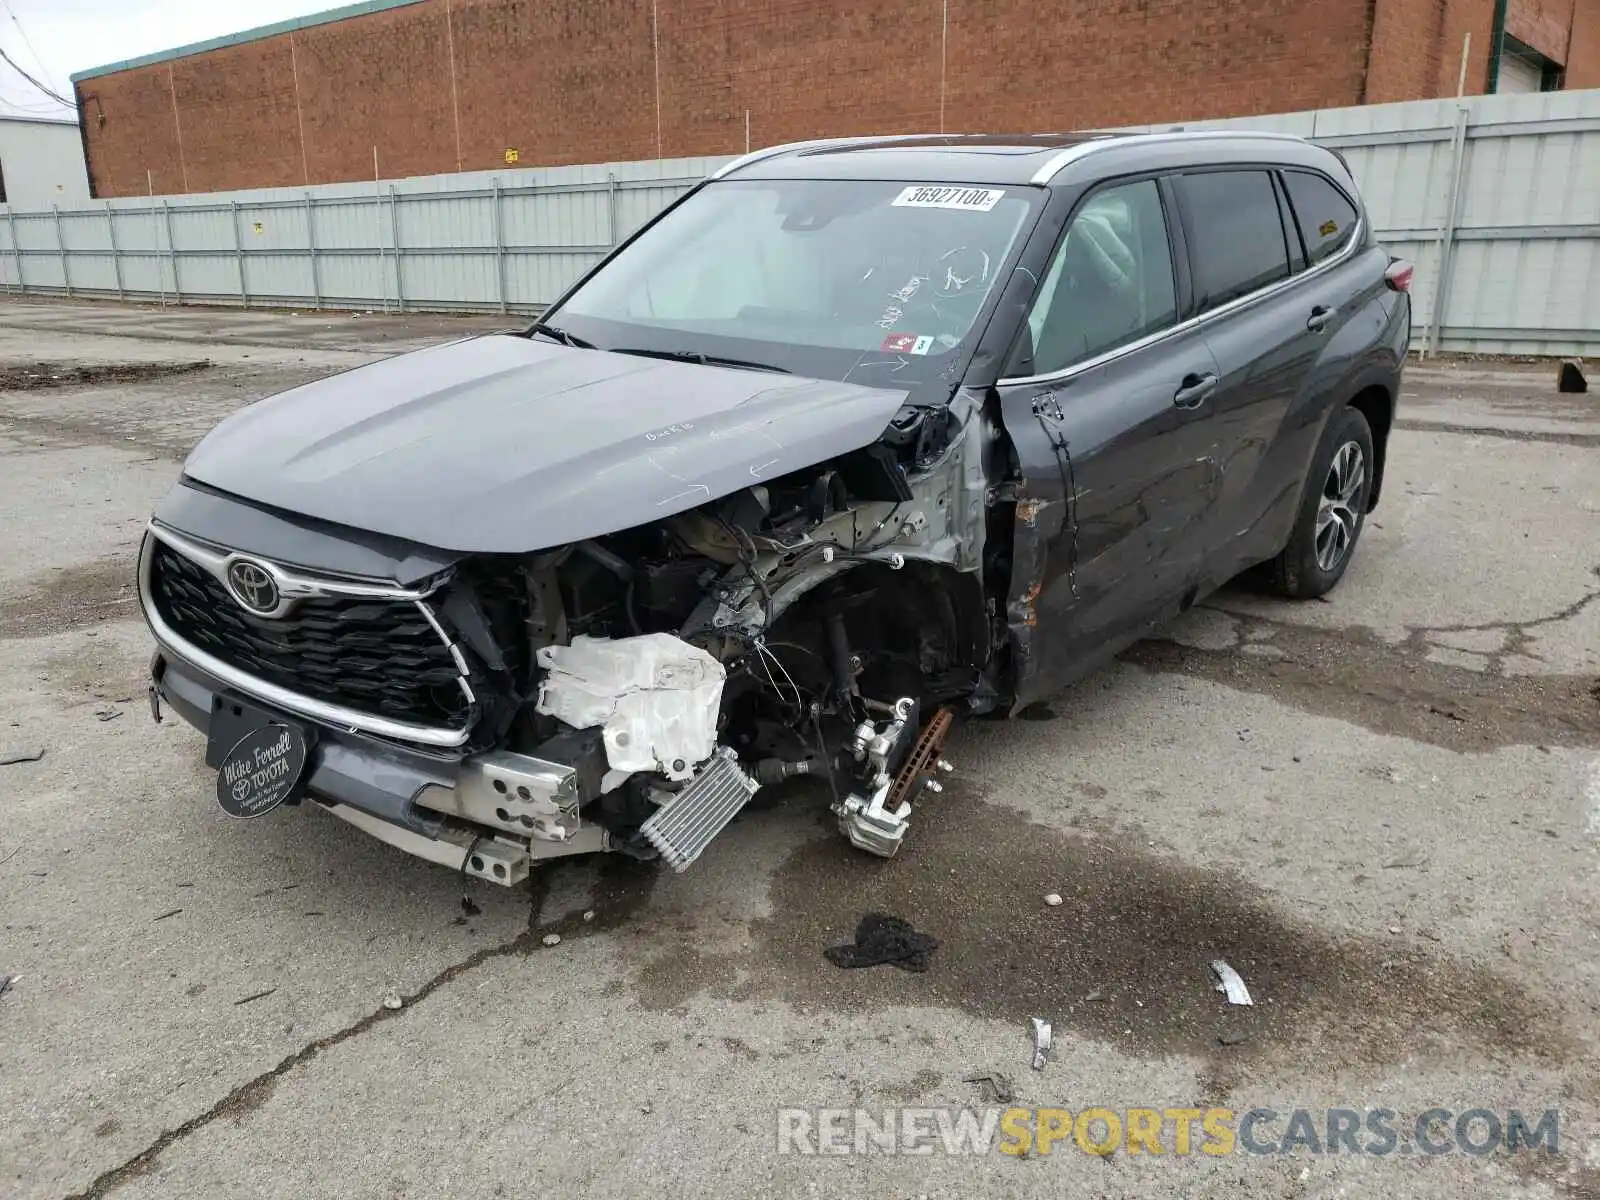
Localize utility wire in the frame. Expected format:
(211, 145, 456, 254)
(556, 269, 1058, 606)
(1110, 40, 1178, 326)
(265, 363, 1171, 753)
(0, 0, 52, 81)
(0, 79, 62, 110)
(0, 42, 72, 109)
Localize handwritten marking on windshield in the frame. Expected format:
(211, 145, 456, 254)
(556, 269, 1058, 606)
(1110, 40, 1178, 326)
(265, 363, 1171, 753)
(849, 355, 912, 374)
(890, 275, 923, 304)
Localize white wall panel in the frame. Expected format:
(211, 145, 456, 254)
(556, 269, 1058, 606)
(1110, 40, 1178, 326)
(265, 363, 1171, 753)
(2, 96, 1597, 352)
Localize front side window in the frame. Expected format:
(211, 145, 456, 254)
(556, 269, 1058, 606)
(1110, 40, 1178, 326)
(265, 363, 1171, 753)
(547, 178, 1040, 392)
(1016, 178, 1178, 376)
(1176, 170, 1292, 312)
(1281, 170, 1359, 265)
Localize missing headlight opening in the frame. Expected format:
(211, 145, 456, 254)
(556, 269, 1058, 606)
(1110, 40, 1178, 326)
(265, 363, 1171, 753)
(415, 414, 982, 878)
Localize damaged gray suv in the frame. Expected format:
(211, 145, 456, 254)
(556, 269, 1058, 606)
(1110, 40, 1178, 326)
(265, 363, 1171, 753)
(139, 132, 1411, 884)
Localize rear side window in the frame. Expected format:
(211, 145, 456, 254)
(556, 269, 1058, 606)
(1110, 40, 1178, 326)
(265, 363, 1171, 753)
(1176, 170, 1291, 312)
(1281, 170, 1360, 264)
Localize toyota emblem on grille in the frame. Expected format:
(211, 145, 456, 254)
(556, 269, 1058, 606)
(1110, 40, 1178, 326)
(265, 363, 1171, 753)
(225, 559, 281, 615)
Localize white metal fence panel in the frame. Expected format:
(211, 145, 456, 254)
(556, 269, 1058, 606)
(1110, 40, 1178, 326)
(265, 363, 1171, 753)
(1151, 89, 1600, 354)
(1, 93, 1597, 353)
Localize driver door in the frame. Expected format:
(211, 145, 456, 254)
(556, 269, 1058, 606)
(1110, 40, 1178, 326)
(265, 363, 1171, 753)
(996, 175, 1226, 705)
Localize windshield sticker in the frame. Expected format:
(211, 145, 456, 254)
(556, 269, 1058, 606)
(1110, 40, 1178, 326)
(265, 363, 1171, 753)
(910, 335, 935, 355)
(880, 333, 924, 353)
(892, 185, 1005, 212)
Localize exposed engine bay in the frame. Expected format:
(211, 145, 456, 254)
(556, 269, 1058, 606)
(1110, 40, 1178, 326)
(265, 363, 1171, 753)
(405, 393, 999, 881)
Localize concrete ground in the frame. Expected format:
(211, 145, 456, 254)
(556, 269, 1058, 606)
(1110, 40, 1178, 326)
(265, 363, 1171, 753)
(1, 298, 1597, 1199)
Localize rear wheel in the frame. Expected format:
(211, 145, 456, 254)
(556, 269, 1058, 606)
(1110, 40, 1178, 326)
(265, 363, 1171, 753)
(1266, 405, 1374, 599)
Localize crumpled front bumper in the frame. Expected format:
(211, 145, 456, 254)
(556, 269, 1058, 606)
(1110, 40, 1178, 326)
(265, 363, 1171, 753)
(151, 650, 560, 885)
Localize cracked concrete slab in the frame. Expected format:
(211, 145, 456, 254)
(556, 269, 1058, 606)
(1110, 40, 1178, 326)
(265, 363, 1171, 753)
(3, 300, 1599, 1200)
(1425, 644, 1493, 672)
(1203, 432, 1600, 673)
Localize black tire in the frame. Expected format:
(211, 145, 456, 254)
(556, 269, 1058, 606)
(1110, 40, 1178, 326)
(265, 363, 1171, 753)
(1266, 404, 1375, 599)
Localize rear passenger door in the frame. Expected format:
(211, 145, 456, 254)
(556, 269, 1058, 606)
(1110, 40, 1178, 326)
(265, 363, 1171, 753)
(1174, 167, 1365, 585)
(997, 176, 1225, 701)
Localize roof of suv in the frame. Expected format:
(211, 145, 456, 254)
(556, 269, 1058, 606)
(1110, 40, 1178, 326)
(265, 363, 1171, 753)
(716, 131, 1354, 191)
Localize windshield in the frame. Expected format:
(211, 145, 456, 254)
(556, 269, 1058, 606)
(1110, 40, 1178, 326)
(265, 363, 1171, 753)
(543, 178, 1041, 392)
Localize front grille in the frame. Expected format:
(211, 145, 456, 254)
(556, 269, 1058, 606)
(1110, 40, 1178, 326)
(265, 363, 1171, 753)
(148, 542, 470, 730)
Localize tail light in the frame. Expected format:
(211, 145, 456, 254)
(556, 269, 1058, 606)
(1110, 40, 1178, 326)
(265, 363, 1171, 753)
(1384, 259, 1414, 292)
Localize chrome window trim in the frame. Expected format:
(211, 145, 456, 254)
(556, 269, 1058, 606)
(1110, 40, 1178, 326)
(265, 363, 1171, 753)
(140, 527, 474, 750)
(1000, 207, 1365, 389)
(1029, 130, 1311, 185)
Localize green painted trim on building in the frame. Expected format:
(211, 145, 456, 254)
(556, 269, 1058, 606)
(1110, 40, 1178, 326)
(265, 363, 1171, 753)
(69, 0, 431, 83)
(1487, 0, 1510, 92)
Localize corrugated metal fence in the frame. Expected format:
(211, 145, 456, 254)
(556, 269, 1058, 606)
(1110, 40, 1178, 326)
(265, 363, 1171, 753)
(3, 89, 1597, 355)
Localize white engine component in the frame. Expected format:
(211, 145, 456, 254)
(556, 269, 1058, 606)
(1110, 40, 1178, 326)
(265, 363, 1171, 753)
(534, 633, 726, 781)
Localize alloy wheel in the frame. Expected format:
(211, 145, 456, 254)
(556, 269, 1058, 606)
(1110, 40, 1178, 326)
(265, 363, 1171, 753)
(1315, 441, 1366, 572)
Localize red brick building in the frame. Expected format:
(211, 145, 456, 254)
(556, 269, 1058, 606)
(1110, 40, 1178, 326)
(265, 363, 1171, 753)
(71, 0, 1600, 198)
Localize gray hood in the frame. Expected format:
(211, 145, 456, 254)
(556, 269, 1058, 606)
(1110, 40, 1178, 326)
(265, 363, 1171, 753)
(182, 334, 911, 554)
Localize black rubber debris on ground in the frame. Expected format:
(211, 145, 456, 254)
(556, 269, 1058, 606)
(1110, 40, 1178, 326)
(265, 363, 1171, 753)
(1558, 359, 1587, 394)
(824, 913, 940, 972)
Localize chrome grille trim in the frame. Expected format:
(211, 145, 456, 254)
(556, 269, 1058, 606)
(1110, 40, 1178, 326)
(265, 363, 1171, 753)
(139, 526, 475, 749)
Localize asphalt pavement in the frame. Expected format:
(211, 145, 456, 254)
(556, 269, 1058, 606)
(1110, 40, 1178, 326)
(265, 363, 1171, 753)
(1, 298, 1596, 1199)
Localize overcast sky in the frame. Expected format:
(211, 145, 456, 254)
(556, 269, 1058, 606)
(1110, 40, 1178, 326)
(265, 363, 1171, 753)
(1, 0, 337, 119)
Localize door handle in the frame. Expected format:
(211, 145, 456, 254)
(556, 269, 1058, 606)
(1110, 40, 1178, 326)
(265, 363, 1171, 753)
(1172, 372, 1218, 409)
(1307, 305, 1335, 332)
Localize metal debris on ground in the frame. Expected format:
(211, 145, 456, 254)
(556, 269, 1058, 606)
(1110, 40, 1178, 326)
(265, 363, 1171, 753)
(1383, 853, 1429, 870)
(823, 913, 939, 973)
(583, 910, 595, 922)
(382, 994, 403, 1010)
(542, 933, 562, 947)
(0, 747, 45, 766)
(963, 1071, 1015, 1103)
(233, 988, 276, 1007)
(1030, 1017, 1052, 1070)
(1209, 959, 1254, 1006)
(1084, 989, 1107, 1002)
(1044, 893, 1063, 907)
(0, 974, 14, 1000)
